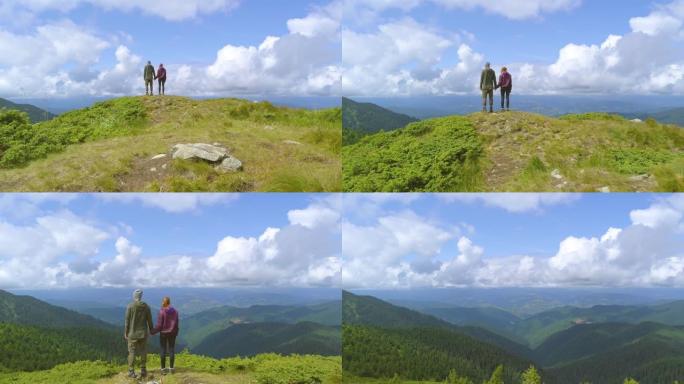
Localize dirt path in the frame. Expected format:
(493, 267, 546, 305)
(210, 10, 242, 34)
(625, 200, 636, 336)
(101, 369, 255, 384)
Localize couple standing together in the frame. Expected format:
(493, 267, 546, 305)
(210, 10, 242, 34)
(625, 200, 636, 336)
(125, 289, 179, 379)
(144, 61, 167, 96)
(480, 62, 513, 113)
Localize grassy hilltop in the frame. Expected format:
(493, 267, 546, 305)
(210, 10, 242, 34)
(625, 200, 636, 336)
(343, 111, 684, 192)
(0, 352, 342, 384)
(0, 96, 341, 192)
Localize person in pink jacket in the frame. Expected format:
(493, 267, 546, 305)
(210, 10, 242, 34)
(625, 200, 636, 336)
(151, 296, 179, 374)
(496, 67, 513, 111)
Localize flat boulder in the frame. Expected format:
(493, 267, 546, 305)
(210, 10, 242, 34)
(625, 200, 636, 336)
(172, 143, 228, 162)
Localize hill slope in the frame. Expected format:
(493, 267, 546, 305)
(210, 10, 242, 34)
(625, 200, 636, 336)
(343, 111, 684, 192)
(183, 301, 341, 348)
(342, 291, 531, 359)
(0, 96, 341, 192)
(193, 322, 341, 358)
(0, 289, 113, 329)
(0, 97, 55, 123)
(342, 291, 534, 382)
(0, 323, 126, 372)
(542, 322, 684, 384)
(342, 97, 419, 145)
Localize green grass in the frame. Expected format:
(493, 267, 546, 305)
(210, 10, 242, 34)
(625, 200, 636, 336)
(0, 352, 341, 384)
(343, 116, 485, 192)
(0, 97, 341, 192)
(343, 111, 684, 192)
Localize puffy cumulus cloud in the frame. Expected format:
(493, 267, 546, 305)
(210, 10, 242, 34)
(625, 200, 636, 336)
(342, 210, 454, 287)
(0, 211, 110, 287)
(97, 193, 238, 213)
(343, 197, 684, 289)
(343, 0, 684, 96)
(6, 0, 241, 22)
(0, 200, 341, 289)
(438, 193, 579, 213)
(0, 3, 340, 98)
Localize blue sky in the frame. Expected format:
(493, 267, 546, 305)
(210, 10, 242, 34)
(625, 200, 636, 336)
(0, 193, 341, 289)
(343, 193, 684, 289)
(342, 0, 684, 96)
(0, 0, 340, 99)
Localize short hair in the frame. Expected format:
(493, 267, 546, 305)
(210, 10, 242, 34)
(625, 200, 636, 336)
(133, 289, 143, 301)
(502, 67, 508, 71)
(485, 62, 491, 68)
(162, 297, 171, 307)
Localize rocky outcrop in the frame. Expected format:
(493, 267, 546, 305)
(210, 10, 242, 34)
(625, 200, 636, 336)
(171, 143, 242, 172)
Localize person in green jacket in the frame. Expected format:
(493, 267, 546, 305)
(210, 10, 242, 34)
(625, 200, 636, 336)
(144, 61, 155, 96)
(124, 289, 153, 378)
(480, 62, 497, 113)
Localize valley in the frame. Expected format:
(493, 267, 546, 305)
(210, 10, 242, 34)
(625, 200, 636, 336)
(342, 291, 684, 384)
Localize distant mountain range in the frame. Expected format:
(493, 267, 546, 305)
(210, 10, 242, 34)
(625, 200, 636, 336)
(342, 97, 419, 145)
(343, 290, 684, 384)
(0, 97, 55, 123)
(623, 107, 684, 127)
(194, 321, 340, 358)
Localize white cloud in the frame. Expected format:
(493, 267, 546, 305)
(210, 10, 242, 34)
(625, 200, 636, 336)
(0, 199, 341, 289)
(97, 193, 238, 213)
(343, 196, 684, 289)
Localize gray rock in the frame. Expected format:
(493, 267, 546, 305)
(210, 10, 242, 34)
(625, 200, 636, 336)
(216, 156, 243, 172)
(150, 167, 157, 172)
(629, 174, 651, 182)
(151, 154, 167, 160)
(283, 140, 302, 145)
(597, 186, 611, 193)
(631, 118, 643, 123)
(172, 143, 228, 162)
(551, 169, 563, 180)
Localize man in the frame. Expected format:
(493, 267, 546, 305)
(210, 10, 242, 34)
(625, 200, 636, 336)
(156, 64, 167, 96)
(124, 289, 153, 378)
(480, 62, 497, 113)
(144, 61, 155, 96)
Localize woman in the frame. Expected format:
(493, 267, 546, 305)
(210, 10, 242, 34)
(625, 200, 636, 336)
(156, 64, 167, 96)
(151, 296, 179, 374)
(497, 67, 513, 111)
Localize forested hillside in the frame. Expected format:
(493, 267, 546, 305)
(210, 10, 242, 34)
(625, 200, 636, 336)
(342, 97, 419, 145)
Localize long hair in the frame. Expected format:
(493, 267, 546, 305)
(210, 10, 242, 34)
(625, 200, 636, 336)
(162, 296, 171, 308)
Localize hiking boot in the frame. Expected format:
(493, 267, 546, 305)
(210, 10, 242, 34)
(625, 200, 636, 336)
(169, 368, 175, 374)
(127, 370, 138, 378)
(140, 368, 147, 378)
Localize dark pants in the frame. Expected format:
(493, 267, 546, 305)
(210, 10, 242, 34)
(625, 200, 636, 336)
(160, 333, 176, 369)
(158, 79, 166, 95)
(500, 86, 511, 109)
